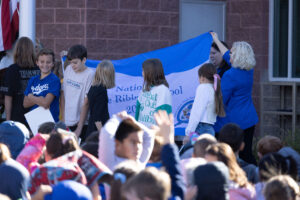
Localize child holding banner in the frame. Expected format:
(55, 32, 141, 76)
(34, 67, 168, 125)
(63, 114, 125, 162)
(135, 58, 172, 128)
(184, 63, 225, 142)
(23, 49, 61, 122)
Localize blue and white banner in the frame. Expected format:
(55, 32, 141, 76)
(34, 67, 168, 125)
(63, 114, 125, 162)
(83, 32, 212, 136)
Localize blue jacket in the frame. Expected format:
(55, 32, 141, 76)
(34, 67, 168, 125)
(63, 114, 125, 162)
(214, 64, 258, 132)
(161, 144, 185, 200)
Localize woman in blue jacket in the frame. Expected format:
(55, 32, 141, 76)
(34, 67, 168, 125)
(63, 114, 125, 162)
(211, 32, 258, 165)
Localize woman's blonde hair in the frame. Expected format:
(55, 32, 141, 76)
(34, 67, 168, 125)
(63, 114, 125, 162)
(206, 143, 249, 187)
(93, 60, 115, 88)
(231, 41, 256, 70)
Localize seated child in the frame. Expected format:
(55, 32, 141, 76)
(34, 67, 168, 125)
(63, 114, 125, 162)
(218, 123, 259, 183)
(255, 153, 298, 200)
(193, 134, 217, 158)
(263, 175, 299, 200)
(193, 162, 230, 200)
(122, 167, 171, 200)
(257, 135, 300, 178)
(98, 111, 155, 170)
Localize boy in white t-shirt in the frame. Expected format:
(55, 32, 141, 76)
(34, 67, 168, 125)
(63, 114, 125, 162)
(61, 45, 94, 140)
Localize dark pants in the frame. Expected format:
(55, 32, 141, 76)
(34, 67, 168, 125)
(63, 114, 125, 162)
(239, 126, 257, 165)
(69, 124, 88, 143)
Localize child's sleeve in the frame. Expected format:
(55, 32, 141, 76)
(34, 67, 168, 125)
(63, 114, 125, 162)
(155, 88, 172, 114)
(47, 76, 61, 97)
(84, 70, 94, 95)
(16, 134, 46, 173)
(139, 123, 155, 166)
(185, 85, 208, 135)
(161, 144, 185, 199)
(135, 100, 141, 120)
(98, 115, 120, 170)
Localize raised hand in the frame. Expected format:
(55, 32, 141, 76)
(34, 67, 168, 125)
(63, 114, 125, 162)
(153, 110, 174, 144)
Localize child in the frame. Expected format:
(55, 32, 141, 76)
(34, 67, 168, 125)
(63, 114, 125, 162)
(3, 37, 40, 125)
(193, 134, 217, 158)
(75, 60, 115, 138)
(218, 123, 259, 183)
(263, 175, 299, 200)
(256, 153, 298, 200)
(122, 167, 171, 200)
(193, 162, 230, 200)
(23, 48, 61, 122)
(185, 63, 225, 139)
(98, 112, 154, 170)
(98, 111, 155, 170)
(61, 45, 94, 139)
(135, 58, 172, 128)
(205, 143, 256, 200)
(0, 143, 30, 200)
(257, 135, 300, 178)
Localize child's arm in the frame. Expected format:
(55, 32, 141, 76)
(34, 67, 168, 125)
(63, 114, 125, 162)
(135, 100, 141, 120)
(74, 97, 89, 137)
(25, 93, 55, 109)
(185, 85, 208, 135)
(99, 115, 121, 170)
(4, 95, 12, 120)
(23, 95, 36, 108)
(16, 134, 48, 173)
(155, 111, 186, 199)
(60, 90, 65, 122)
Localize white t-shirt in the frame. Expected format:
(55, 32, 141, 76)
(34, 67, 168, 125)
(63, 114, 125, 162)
(185, 83, 216, 135)
(63, 65, 94, 126)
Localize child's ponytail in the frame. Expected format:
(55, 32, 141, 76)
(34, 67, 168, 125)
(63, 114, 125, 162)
(214, 74, 226, 117)
(198, 63, 225, 117)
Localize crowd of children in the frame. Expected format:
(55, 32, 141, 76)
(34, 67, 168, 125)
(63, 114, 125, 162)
(0, 34, 299, 200)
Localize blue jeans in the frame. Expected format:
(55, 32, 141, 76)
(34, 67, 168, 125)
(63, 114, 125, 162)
(195, 122, 215, 136)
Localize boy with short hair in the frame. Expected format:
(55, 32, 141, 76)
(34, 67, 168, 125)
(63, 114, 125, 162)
(218, 123, 258, 183)
(61, 45, 94, 139)
(23, 48, 61, 122)
(257, 135, 300, 178)
(98, 111, 154, 170)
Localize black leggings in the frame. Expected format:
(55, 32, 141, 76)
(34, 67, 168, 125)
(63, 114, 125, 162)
(239, 126, 257, 165)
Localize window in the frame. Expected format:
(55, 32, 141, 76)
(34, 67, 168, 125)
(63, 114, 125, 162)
(269, 0, 300, 81)
(179, 0, 226, 42)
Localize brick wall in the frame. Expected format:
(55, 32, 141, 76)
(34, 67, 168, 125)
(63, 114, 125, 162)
(36, 0, 271, 135)
(226, 0, 269, 135)
(36, 0, 179, 60)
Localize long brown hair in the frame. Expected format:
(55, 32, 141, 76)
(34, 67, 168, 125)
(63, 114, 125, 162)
(46, 132, 79, 159)
(13, 37, 36, 68)
(142, 58, 169, 91)
(198, 63, 225, 117)
(206, 143, 249, 187)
